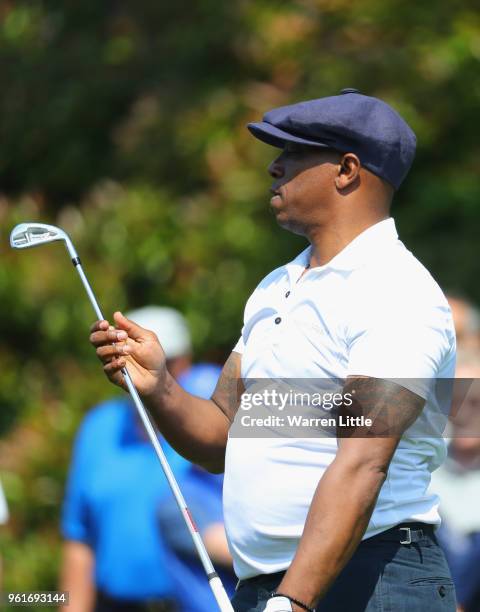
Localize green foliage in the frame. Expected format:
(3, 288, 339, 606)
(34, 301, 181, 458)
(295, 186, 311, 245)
(0, 0, 479, 601)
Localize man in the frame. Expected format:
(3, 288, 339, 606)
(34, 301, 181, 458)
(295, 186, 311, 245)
(90, 90, 457, 611)
(430, 349, 480, 611)
(446, 294, 480, 351)
(60, 307, 193, 612)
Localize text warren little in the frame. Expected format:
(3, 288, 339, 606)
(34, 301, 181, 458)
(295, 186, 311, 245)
(240, 415, 373, 427)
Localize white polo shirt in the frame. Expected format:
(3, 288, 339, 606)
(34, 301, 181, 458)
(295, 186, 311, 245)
(223, 218, 456, 579)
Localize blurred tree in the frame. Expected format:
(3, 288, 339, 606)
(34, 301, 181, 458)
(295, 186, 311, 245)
(0, 0, 242, 201)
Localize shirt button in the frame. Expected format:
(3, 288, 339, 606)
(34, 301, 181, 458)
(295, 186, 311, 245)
(285, 291, 290, 298)
(339, 88, 360, 95)
(274, 317, 282, 325)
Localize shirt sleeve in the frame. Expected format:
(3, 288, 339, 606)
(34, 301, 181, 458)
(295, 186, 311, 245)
(346, 284, 455, 398)
(61, 419, 94, 545)
(233, 335, 244, 354)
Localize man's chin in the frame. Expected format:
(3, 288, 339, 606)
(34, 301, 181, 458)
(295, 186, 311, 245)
(274, 213, 304, 236)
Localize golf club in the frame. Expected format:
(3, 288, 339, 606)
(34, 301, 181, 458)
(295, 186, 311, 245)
(10, 222, 235, 612)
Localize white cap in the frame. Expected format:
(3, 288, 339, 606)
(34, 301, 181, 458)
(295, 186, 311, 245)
(125, 306, 192, 359)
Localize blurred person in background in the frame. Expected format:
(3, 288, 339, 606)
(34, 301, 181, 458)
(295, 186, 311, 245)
(446, 294, 480, 351)
(158, 364, 236, 612)
(430, 350, 480, 612)
(0, 479, 9, 591)
(60, 307, 196, 612)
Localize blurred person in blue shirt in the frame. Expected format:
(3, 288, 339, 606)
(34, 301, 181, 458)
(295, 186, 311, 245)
(60, 307, 213, 612)
(430, 350, 480, 612)
(158, 365, 236, 612)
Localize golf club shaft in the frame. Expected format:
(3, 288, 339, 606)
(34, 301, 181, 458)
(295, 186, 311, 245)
(73, 260, 234, 612)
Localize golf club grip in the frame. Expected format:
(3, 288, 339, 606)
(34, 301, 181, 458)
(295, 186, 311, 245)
(210, 575, 236, 611)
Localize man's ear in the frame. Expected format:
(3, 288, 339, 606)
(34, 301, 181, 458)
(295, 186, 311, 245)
(335, 153, 361, 190)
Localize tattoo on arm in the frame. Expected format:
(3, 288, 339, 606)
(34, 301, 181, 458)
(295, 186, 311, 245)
(339, 376, 426, 439)
(211, 352, 244, 423)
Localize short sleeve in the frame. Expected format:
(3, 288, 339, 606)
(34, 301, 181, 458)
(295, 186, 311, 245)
(346, 287, 454, 399)
(233, 335, 244, 355)
(61, 420, 94, 545)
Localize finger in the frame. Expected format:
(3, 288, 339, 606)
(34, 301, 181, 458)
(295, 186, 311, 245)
(90, 319, 110, 333)
(104, 357, 126, 374)
(90, 328, 128, 347)
(113, 311, 150, 342)
(96, 343, 130, 363)
(103, 358, 127, 385)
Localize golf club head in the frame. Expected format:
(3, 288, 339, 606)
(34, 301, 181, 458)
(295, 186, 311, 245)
(10, 222, 77, 259)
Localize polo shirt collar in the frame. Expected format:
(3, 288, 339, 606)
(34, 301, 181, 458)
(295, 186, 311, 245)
(285, 218, 398, 282)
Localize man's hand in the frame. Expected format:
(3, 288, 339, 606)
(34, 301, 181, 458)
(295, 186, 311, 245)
(262, 596, 293, 611)
(89, 311, 168, 397)
(91, 311, 238, 471)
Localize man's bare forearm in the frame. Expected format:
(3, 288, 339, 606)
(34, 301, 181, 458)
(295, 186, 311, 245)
(59, 541, 95, 612)
(277, 457, 386, 608)
(278, 378, 424, 608)
(143, 372, 231, 471)
(142, 351, 242, 471)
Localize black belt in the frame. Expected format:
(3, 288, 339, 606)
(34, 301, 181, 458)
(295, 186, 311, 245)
(237, 522, 436, 589)
(367, 521, 435, 545)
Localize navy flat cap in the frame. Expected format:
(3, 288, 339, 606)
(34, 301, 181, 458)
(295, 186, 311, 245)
(248, 89, 416, 190)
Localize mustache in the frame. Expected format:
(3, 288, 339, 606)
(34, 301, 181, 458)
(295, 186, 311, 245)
(270, 186, 284, 195)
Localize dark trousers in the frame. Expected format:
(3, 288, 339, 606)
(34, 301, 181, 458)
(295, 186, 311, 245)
(231, 524, 456, 612)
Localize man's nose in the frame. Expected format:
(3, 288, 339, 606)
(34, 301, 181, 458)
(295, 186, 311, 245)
(268, 156, 285, 178)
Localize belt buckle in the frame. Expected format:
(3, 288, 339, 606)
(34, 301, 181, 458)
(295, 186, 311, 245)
(400, 527, 412, 545)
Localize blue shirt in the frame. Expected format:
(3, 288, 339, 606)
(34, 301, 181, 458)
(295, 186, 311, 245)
(61, 397, 190, 599)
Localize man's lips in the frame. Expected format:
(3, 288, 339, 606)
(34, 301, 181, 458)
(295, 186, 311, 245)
(270, 187, 282, 206)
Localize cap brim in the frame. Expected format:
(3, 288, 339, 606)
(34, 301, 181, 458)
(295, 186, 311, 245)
(247, 121, 331, 150)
